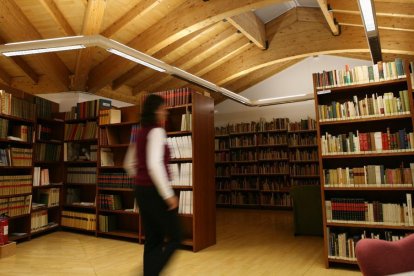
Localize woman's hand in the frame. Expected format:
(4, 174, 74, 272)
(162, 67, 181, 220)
(165, 195, 179, 210)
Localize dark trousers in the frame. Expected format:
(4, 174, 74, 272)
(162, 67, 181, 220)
(134, 185, 181, 276)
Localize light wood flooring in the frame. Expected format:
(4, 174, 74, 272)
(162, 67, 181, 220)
(0, 209, 361, 276)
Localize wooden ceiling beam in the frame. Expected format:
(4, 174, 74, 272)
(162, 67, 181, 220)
(71, 0, 107, 91)
(111, 22, 219, 91)
(0, 36, 39, 84)
(0, 0, 70, 89)
(132, 26, 241, 93)
(0, 66, 12, 85)
(101, 0, 162, 38)
(38, 0, 76, 36)
(151, 36, 251, 92)
(330, 0, 414, 17)
(87, 0, 288, 93)
(335, 12, 414, 32)
(316, 0, 339, 35)
(227, 11, 267, 49)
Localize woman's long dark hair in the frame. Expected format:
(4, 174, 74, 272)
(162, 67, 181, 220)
(140, 94, 165, 127)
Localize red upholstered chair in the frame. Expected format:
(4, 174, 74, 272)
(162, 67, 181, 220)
(355, 234, 414, 276)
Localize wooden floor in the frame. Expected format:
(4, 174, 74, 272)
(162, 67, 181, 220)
(0, 209, 360, 276)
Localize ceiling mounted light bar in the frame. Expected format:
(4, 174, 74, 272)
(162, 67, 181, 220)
(3, 45, 86, 56)
(357, 0, 382, 64)
(0, 35, 314, 106)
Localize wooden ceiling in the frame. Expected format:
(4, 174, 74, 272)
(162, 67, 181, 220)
(0, 0, 413, 105)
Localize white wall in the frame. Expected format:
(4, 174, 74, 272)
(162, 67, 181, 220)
(36, 91, 133, 112)
(214, 55, 372, 126)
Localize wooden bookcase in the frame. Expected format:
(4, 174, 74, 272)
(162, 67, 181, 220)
(162, 90, 216, 252)
(61, 101, 101, 233)
(313, 59, 414, 267)
(97, 105, 141, 241)
(214, 126, 231, 207)
(215, 118, 291, 209)
(288, 118, 319, 187)
(0, 88, 35, 242)
(31, 97, 64, 237)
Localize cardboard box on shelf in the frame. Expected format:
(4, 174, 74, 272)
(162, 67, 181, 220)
(0, 242, 16, 258)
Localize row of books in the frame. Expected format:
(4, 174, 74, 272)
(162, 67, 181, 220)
(215, 166, 230, 177)
(289, 149, 318, 161)
(61, 211, 96, 231)
(36, 124, 54, 141)
(323, 165, 414, 187)
(327, 229, 409, 261)
(321, 129, 414, 155)
(170, 163, 192, 186)
(64, 121, 98, 140)
(0, 195, 32, 217)
(178, 191, 193, 214)
(255, 118, 290, 132)
(0, 90, 36, 120)
(64, 143, 97, 162)
(256, 133, 287, 145)
(77, 99, 112, 120)
(34, 143, 62, 162)
(287, 118, 316, 131)
(260, 193, 292, 207)
(215, 152, 230, 162)
(167, 135, 192, 159)
(98, 173, 134, 189)
(325, 194, 413, 226)
(141, 88, 193, 107)
(290, 164, 319, 176)
(229, 136, 256, 147)
(214, 139, 229, 151)
(31, 210, 49, 232)
(0, 123, 32, 142)
(34, 97, 55, 119)
(33, 167, 50, 187)
(219, 178, 291, 192)
(0, 148, 33, 166)
(0, 175, 32, 196)
(98, 194, 122, 210)
(99, 109, 121, 125)
(315, 59, 408, 89)
(66, 167, 97, 184)
(230, 163, 289, 175)
(98, 215, 117, 232)
(37, 188, 60, 207)
(288, 134, 317, 146)
(318, 91, 410, 121)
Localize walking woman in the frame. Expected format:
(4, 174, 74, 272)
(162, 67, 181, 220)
(134, 94, 181, 275)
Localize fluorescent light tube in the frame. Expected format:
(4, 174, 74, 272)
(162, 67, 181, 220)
(3, 45, 85, 56)
(107, 48, 166, 73)
(358, 0, 376, 32)
(257, 94, 307, 102)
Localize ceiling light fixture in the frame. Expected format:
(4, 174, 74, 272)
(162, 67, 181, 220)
(357, 0, 382, 63)
(107, 48, 166, 73)
(3, 45, 86, 57)
(0, 35, 314, 106)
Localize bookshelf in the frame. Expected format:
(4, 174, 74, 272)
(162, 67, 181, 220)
(97, 105, 141, 241)
(288, 118, 319, 187)
(159, 89, 216, 252)
(61, 100, 106, 233)
(31, 97, 64, 236)
(214, 118, 292, 209)
(214, 126, 231, 206)
(313, 59, 414, 267)
(0, 89, 35, 242)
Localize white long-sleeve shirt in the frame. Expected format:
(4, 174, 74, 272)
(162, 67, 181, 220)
(146, 127, 175, 200)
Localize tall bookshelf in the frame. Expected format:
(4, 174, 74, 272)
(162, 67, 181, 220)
(97, 105, 141, 241)
(61, 100, 102, 233)
(288, 118, 319, 187)
(214, 126, 231, 206)
(31, 97, 64, 236)
(313, 59, 414, 267)
(153, 89, 216, 252)
(0, 88, 35, 242)
(215, 118, 291, 209)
